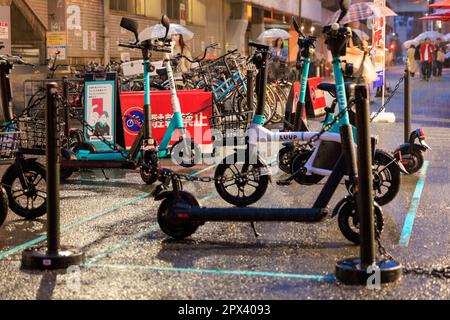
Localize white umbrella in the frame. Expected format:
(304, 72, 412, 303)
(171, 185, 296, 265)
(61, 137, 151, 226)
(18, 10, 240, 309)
(257, 29, 291, 42)
(139, 23, 194, 42)
(352, 29, 370, 41)
(414, 31, 446, 43)
(403, 39, 419, 48)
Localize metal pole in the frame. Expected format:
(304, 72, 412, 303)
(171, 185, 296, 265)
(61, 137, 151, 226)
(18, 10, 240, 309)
(404, 60, 412, 143)
(335, 84, 402, 285)
(21, 83, 84, 270)
(355, 84, 376, 266)
(46, 83, 61, 253)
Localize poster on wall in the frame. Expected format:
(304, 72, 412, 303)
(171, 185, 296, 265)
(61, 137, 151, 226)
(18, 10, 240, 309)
(0, 21, 8, 40)
(47, 32, 67, 60)
(0, 7, 11, 55)
(84, 81, 116, 150)
(372, 0, 386, 89)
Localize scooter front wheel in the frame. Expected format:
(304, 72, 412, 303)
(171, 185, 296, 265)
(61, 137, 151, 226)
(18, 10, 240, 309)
(158, 191, 201, 240)
(141, 150, 160, 185)
(214, 157, 269, 207)
(0, 187, 8, 227)
(336, 197, 384, 245)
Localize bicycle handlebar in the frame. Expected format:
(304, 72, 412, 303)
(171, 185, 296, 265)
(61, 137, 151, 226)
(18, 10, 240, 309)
(0, 55, 35, 67)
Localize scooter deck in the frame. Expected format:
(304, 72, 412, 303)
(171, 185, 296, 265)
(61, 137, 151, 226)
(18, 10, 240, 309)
(175, 206, 330, 223)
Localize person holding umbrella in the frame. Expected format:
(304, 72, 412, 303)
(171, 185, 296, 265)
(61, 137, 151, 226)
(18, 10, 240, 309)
(406, 44, 419, 78)
(270, 38, 289, 80)
(420, 38, 435, 81)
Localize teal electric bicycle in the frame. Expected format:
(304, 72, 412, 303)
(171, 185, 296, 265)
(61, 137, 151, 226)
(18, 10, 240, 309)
(62, 16, 201, 184)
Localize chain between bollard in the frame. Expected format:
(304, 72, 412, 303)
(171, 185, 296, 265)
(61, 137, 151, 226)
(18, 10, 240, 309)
(375, 227, 449, 279)
(370, 75, 405, 122)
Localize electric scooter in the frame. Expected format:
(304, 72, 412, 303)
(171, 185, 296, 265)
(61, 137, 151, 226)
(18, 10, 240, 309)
(155, 1, 385, 245)
(277, 20, 406, 206)
(62, 16, 201, 184)
(395, 129, 431, 174)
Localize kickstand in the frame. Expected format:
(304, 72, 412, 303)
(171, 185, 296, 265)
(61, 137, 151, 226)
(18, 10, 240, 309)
(101, 169, 110, 181)
(250, 222, 262, 238)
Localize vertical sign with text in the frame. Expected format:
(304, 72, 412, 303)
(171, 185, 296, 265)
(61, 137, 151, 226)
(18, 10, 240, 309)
(48, 0, 67, 60)
(372, 0, 386, 89)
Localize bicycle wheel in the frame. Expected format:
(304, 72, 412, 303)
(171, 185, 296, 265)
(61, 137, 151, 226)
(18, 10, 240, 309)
(2, 160, 47, 220)
(214, 155, 269, 207)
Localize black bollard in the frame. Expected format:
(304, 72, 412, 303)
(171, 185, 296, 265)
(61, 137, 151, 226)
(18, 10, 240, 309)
(336, 84, 402, 285)
(404, 60, 412, 143)
(22, 83, 85, 270)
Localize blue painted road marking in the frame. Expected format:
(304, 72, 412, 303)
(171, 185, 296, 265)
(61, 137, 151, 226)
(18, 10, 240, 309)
(399, 161, 430, 247)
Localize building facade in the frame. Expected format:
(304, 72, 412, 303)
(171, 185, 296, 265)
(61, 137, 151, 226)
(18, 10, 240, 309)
(2, 0, 337, 65)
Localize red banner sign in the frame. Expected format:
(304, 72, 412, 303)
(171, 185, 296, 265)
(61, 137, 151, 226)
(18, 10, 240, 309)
(120, 90, 213, 149)
(307, 77, 327, 116)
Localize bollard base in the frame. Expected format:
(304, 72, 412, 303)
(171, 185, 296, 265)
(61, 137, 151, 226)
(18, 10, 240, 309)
(21, 246, 85, 271)
(336, 258, 402, 286)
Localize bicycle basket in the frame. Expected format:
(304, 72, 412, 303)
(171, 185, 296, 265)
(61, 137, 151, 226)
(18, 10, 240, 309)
(0, 131, 20, 162)
(17, 118, 47, 154)
(209, 111, 253, 145)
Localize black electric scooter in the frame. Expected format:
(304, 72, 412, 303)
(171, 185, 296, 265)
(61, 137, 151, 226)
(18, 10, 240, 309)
(155, 1, 384, 245)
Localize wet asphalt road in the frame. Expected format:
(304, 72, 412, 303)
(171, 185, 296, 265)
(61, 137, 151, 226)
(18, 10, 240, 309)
(0, 67, 448, 300)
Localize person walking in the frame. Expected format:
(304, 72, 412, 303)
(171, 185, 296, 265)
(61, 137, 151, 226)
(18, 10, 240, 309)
(433, 39, 446, 79)
(407, 44, 419, 77)
(270, 38, 288, 81)
(420, 38, 435, 81)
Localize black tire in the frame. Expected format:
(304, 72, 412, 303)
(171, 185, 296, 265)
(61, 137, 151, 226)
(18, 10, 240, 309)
(214, 155, 269, 207)
(278, 146, 295, 174)
(345, 150, 401, 206)
(397, 146, 424, 175)
(0, 187, 8, 227)
(158, 192, 201, 240)
(337, 197, 384, 245)
(60, 149, 76, 181)
(291, 151, 324, 185)
(171, 139, 202, 168)
(140, 150, 160, 185)
(2, 160, 47, 220)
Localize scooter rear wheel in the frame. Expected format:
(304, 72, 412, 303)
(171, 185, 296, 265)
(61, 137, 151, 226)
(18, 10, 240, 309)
(214, 156, 269, 207)
(336, 197, 384, 245)
(171, 139, 202, 168)
(0, 187, 8, 227)
(396, 146, 424, 175)
(2, 160, 47, 220)
(158, 191, 201, 240)
(278, 146, 294, 174)
(345, 150, 401, 206)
